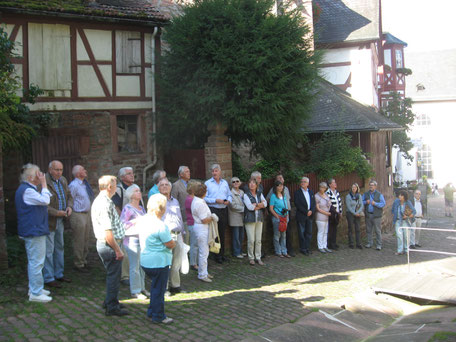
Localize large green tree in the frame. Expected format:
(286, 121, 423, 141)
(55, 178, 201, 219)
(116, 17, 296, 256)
(158, 0, 320, 160)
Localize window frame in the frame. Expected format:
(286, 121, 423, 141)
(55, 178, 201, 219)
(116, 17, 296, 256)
(110, 111, 146, 155)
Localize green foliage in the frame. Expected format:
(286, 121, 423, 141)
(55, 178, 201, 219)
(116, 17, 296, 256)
(381, 92, 415, 161)
(0, 27, 43, 151)
(308, 132, 374, 180)
(158, 0, 320, 160)
(428, 331, 456, 342)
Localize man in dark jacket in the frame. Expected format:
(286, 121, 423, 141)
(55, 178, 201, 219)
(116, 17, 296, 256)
(294, 177, 316, 255)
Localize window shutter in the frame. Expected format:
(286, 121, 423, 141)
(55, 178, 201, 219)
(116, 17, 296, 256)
(116, 31, 141, 74)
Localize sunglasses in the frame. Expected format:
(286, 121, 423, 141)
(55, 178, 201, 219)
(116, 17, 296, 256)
(232, 180, 240, 183)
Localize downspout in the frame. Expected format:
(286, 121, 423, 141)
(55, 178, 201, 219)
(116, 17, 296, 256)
(143, 26, 159, 193)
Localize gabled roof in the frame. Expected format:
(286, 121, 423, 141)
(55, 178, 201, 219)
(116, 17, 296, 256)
(0, 0, 169, 25)
(303, 79, 403, 133)
(314, 0, 380, 45)
(384, 33, 408, 47)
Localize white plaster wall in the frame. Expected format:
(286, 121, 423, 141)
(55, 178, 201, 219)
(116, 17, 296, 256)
(76, 32, 89, 61)
(84, 29, 112, 61)
(99, 65, 112, 95)
(321, 48, 352, 64)
(3, 24, 23, 56)
(77, 65, 105, 97)
(116, 75, 141, 97)
(350, 49, 375, 106)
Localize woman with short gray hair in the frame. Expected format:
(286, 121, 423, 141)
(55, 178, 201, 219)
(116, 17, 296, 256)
(120, 184, 148, 299)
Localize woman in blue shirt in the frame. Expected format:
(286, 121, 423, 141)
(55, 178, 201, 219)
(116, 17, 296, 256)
(126, 193, 176, 324)
(269, 180, 290, 258)
(392, 190, 416, 255)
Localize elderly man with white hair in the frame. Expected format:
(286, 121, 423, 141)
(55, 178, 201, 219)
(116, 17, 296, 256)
(205, 164, 232, 264)
(92, 175, 128, 316)
(148, 170, 167, 198)
(69, 165, 94, 273)
(172, 166, 191, 240)
(44, 160, 73, 288)
(15, 164, 53, 302)
(157, 178, 185, 294)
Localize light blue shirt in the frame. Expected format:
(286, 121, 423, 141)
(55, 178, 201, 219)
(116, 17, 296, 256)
(204, 178, 232, 208)
(269, 193, 288, 217)
(148, 184, 159, 198)
(137, 216, 173, 269)
(68, 178, 91, 212)
(366, 191, 386, 213)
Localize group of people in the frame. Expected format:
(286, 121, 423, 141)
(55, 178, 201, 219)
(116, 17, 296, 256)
(16, 161, 427, 325)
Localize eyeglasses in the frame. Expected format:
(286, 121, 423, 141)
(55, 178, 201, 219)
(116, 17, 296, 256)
(232, 180, 240, 183)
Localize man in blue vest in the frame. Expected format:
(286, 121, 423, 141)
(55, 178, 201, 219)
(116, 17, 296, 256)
(363, 180, 386, 250)
(15, 164, 53, 302)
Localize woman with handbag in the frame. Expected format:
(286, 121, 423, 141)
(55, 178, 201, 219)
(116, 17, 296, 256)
(191, 183, 215, 282)
(315, 182, 332, 253)
(243, 178, 267, 266)
(345, 183, 364, 249)
(392, 190, 416, 255)
(269, 180, 290, 258)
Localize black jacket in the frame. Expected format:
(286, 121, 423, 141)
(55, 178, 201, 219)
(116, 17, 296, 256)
(294, 188, 316, 221)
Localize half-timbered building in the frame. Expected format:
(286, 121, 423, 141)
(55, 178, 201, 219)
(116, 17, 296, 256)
(0, 0, 169, 189)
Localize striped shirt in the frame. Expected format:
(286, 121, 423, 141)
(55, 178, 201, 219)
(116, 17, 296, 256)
(326, 188, 343, 214)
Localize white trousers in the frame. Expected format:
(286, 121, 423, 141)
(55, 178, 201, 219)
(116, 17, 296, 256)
(316, 220, 328, 249)
(245, 222, 263, 261)
(169, 233, 183, 288)
(193, 223, 209, 279)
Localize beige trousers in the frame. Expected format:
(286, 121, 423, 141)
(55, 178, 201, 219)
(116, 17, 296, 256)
(70, 212, 91, 268)
(245, 222, 263, 261)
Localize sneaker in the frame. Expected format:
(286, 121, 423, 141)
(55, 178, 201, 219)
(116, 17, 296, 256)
(249, 260, 255, 266)
(236, 255, 244, 259)
(199, 277, 212, 283)
(242, 253, 247, 257)
(283, 254, 291, 258)
(141, 290, 151, 297)
(409, 245, 416, 249)
(29, 289, 51, 296)
(152, 317, 174, 324)
(376, 246, 382, 251)
(257, 260, 264, 266)
(207, 274, 214, 279)
(318, 249, 326, 253)
(29, 293, 52, 303)
(356, 245, 363, 250)
(105, 308, 129, 316)
(365, 244, 372, 248)
(131, 293, 148, 300)
(324, 248, 333, 253)
(415, 244, 422, 247)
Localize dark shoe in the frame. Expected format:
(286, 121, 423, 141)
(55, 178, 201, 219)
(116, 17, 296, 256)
(56, 277, 71, 283)
(356, 245, 363, 250)
(120, 279, 129, 286)
(74, 266, 89, 273)
(190, 265, 199, 271)
(221, 256, 228, 262)
(415, 244, 421, 247)
(289, 252, 296, 257)
(105, 308, 129, 316)
(335, 244, 340, 248)
(169, 287, 185, 295)
(215, 258, 223, 264)
(102, 302, 126, 309)
(299, 250, 307, 255)
(45, 281, 62, 288)
(409, 245, 416, 249)
(349, 245, 354, 249)
(152, 317, 173, 324)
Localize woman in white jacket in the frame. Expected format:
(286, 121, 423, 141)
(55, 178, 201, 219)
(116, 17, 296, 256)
(228, 177, 245, 258)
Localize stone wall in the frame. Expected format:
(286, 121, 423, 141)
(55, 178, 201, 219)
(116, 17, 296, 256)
(204, 123, 232, 180)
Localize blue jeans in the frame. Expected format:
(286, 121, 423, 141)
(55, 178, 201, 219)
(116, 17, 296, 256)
(231, 226, 244, 257)
(272, 217, 287, 255)
(395, 221, 410, 253)
(142, 266, 170, 322)
(125, 237, 145, 295)
(297, 216, 313, 252)
(43, 218, 65, 282)
(188, 225, 199, 266)
(21, 235, 47, 296)
(97, 241, 122, 312)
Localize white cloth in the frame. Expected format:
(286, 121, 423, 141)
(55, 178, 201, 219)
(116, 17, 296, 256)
(316, 220, 328, 249)
(414, 200, 423, 217)
(191, 197, 212, 224)
(245, 221, 263, 261)
(193, 223, 209, 279)
(23, 182, 51, 206)
(302, 188, 311, 208)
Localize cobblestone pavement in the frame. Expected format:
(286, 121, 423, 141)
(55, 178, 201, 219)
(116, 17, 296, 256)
(1, 195, 454, 342)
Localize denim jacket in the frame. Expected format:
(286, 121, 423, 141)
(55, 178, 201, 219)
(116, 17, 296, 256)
(391, 199, 416, 224)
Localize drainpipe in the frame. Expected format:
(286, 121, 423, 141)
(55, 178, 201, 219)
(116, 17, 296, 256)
(143, 26, 159, 193)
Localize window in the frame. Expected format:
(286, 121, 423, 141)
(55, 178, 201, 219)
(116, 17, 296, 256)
(116, 115, 140, 153)
(395, 50, 403, 69)
(115, 31, 141, 74)
(417, 144, 433, 179)
(416, 114, 431, 126)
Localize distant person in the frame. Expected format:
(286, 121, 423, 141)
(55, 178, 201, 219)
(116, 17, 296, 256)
(362, 180, 386, 250)
(185, 181, 199, 271)
(443, 183, 455, 217)
(148, 170, 166, 198)
(392, 190, 416, 255)
(228, 177, 245, 258)
(16, 164, 52, 302)
(345, 183, 364, 249)
(172, 166, 191, 243)
(294, 177, 316, 255)
(315, 182, 332, 253)
(326, 178, 342, 250)
(269, 180, 290, 258)
(411, 190, 425, 248)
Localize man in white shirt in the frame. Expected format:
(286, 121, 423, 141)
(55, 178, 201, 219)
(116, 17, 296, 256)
(411, 190, 425, 248)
